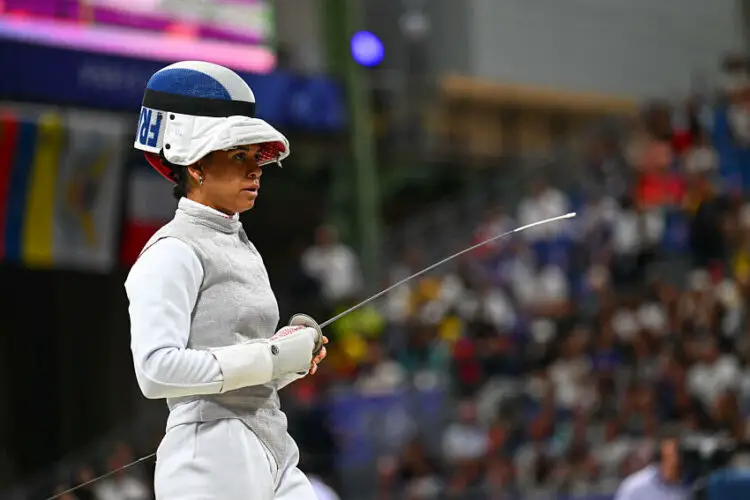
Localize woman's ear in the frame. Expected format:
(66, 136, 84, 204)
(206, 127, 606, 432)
(187, 163, 204, 186)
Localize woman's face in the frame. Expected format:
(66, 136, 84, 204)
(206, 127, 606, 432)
(192, 143, 263, 214)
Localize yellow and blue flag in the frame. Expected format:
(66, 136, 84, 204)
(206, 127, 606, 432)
(0, 108, 126, 271)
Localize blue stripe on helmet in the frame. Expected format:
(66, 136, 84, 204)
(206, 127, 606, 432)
(146, 68, 232, 100)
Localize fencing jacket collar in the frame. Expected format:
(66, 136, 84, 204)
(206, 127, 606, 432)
(176, 197, 242, 235)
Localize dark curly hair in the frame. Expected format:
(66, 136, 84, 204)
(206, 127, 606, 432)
(158, 150, 190, 200)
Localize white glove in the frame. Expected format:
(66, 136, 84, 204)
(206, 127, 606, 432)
(289, 313, 324, 354)
(268, 324, 318, 378)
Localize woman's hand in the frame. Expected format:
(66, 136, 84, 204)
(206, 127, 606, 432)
(308, 336, 328, 375)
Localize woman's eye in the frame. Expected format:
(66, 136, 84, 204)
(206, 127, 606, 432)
(233, 152, 247, 162)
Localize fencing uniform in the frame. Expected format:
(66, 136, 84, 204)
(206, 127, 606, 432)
(126, 61, 321, 499)
(126, 199, 316, 499)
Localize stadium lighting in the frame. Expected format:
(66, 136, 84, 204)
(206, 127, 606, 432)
(350, 30, 384, 67)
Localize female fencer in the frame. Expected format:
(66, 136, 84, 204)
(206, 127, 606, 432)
(125, 60, 328, 500)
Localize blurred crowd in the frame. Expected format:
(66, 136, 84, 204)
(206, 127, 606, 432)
(42, 54, 750, 499)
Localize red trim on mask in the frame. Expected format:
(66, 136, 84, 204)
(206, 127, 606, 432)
(144, 152, 177, 183)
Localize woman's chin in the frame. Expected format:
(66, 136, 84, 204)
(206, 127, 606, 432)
(238, 199, 256, 212)
(235, 191, 257, 211)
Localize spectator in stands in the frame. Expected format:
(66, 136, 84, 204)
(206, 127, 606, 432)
(450, 336, 483, 397)
(508, 242, 570, 318)
(94, 472, 150, 500)
(514, 408, 555, 494)
(93, 444, 150, 500)
(301, 225, 363, 306)
(610, 196, 663, 288)
(582, 133, 632, 200)
(613, 429, 689, 500)
(644, 102, 674, 143)
(620, 381, 659, 438)
(590, 320, 621, 379)
(549, 327, 597, 412)
(684, 132, 719, 179)
(686, 335, 741, 413)
(355, 338, 407, 394)
(576, 188, 618, 256)
(636, 140, 684, 209)
(725, 77, 750, 148)
(441, 400, 488, 466)
(557, 412, 600, 496)
(677, 270, 717, 332)
(517, 178, 571, 241)
(719, 54, 749, 105)
(471, 278, 517, 333)
(397, 321, 450, 382)
(593, 417, 634, 491)
(686, 181, 731, 269)
(472, 312, 523, 379)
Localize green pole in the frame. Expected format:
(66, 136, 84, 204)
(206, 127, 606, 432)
(323, 0, 382, 289)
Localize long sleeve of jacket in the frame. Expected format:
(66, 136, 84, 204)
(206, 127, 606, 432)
(125, 237, 226, 399)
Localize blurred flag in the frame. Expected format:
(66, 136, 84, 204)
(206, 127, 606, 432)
(0, 107, 126, 271)
(55, 110, 127, 271)
(120, 159, 176, 266)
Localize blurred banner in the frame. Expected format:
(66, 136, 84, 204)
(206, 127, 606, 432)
(327, 388, 446, 469)
(0, 106, 126, 272)
(0, 40, 346, 132)
(0, 0, 276, 73)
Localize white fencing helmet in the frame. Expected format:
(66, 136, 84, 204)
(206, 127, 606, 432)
(133, 61, 290, 183)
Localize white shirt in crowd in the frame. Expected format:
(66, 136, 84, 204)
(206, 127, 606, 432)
(687, 355, 741, 408)
(94, 476, 151, 500)
(355, 360, 407, 394)
(612, 209, 664, 255)
(549, 357, 596, 411)
(684, 146, 718, 175)
(594, 437, 634, 479)
(512, 262, 569, 309)
(301, 243, 363, 303)
(441, 423, 489, 462)
(518, 187, 571, 241)
(480, 288, 518, 330)
(614, 465, 689, 500)
(611, 302, 668, 342)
